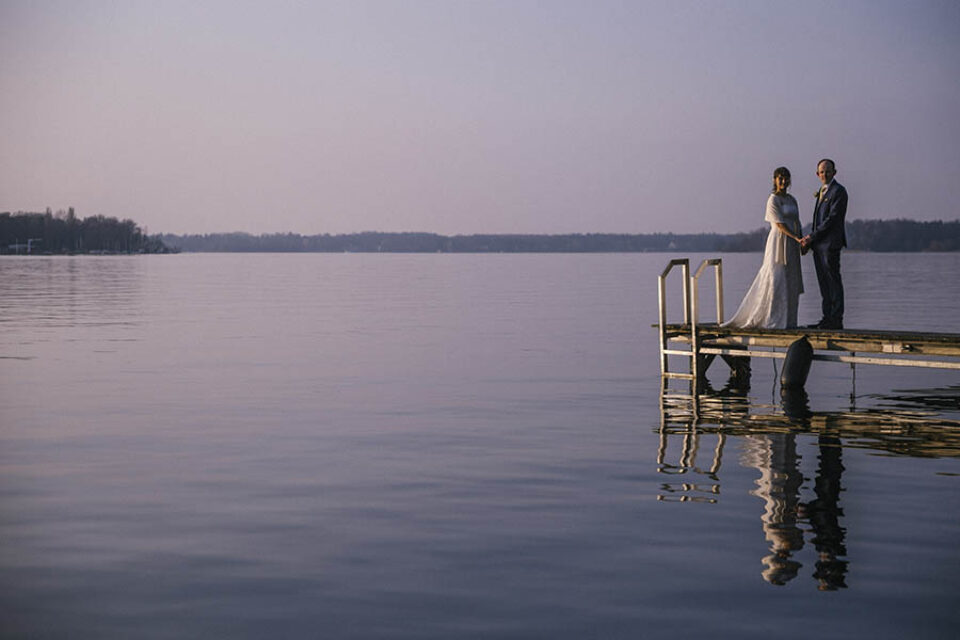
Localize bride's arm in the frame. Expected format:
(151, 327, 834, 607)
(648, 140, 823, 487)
(773, 222, 801, 243)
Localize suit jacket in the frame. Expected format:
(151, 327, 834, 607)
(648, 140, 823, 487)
(809, 180, 848, 251)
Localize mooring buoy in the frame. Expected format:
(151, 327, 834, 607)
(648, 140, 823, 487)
(780, 336, 813, 389)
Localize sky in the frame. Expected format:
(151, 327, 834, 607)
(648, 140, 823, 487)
(1, 0, 959, 236)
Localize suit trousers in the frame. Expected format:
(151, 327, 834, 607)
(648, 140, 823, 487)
(813, 248, 843, 324)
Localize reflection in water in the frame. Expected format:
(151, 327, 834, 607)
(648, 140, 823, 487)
(780, 388, 812, 421)
(741, 433, 805, 585)
(873, 386, 960, 414)
(803, 434, 848, 591)
(656, 430, 724, 504)
(657, 382, 960, 590)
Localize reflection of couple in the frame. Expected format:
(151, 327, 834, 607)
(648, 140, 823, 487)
(742, 430, 848, 590)
(725, 159, 848, 330)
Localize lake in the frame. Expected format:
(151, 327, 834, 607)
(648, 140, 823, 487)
(1, 252, 958, 639)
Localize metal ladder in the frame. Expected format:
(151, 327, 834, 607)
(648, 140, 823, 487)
(657, 258, 724, 407)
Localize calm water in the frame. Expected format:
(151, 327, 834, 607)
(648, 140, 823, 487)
(1, 253, 958, 639)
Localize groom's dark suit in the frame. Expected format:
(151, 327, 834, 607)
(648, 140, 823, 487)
(808, 180, 847, 328)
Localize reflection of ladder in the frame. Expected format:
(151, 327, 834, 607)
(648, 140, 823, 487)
(656, 426, 726, 503)
(657, 258, 724, 410)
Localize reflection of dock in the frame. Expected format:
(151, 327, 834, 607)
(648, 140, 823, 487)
(656, 258, 960, 412)
(657, 387, 960, 590)
(659, 391, 960, 462)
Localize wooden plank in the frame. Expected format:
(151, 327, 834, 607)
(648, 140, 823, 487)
(814, 353, 960, 369)
(658, 323, 960, 357)
(663, 323, 960, 340)
(699, 347, 786, 359)
(699, 346, 960, 369)
(705, 335, 960, 357)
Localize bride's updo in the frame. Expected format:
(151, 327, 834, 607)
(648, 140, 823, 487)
(772, 166, 791, 193)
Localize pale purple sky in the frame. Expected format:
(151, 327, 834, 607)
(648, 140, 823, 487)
(2, 0, 958, 235)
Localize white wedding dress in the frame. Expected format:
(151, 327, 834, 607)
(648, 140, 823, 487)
(724, 193, 804, 329)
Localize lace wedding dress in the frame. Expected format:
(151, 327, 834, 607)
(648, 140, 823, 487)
(724, 194, 804, 329)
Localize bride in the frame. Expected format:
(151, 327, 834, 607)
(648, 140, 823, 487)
(724, 167, 804, 329)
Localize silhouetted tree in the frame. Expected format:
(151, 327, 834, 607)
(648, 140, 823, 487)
(158, 220, 960, 253)
(0, 210, 170, 254)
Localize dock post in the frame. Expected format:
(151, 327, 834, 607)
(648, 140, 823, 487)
(691, 269, 700, 386)
(850, 354, 857, 407)
(714, 260, 724, 324)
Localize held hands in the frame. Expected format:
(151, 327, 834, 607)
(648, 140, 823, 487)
(799, 235, 811, 255)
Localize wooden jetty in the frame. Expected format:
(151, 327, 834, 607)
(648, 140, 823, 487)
(656, 258, 960, 408)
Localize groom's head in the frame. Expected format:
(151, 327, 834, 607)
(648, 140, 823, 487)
(817, 159, 836, 185)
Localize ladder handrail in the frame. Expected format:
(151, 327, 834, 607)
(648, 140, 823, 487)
(692, 258, 724, 325)
(657, 259, 690, 377)
(690, 258, 724, 385)
(658, 258, 691, 324)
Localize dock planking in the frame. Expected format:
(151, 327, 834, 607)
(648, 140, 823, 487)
(662, 323, 960, 363)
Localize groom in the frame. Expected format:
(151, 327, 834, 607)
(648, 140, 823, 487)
(800, 159, 848, 330)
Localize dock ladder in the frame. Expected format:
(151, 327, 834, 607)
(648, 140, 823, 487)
(657, 258, 724, 408)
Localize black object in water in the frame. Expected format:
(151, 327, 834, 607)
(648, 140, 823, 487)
(781, 336, 813, 389)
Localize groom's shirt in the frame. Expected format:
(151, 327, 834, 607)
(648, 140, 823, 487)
(819, 180, 834, 199)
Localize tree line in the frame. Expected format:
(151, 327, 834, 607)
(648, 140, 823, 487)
(162, 230, 768, 253)
(0, 209, 172, 254)
(5, 211, 959, 254)
(161, 219, 960, 253)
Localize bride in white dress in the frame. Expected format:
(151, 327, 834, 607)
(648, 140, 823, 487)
(724, 167, 804, 329)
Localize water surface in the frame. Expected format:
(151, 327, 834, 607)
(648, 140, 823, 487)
(1, 253, 958, 639)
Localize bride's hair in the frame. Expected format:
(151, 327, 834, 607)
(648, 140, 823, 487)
(772, 166, 791, 192)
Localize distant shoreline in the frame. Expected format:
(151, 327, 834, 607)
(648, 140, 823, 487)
(6, 211, 960, 254)
(160, 219, 960, 253)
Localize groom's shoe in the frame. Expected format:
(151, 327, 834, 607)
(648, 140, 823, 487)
(805, 321, 825, 329)
(812, 318, 843, 330)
